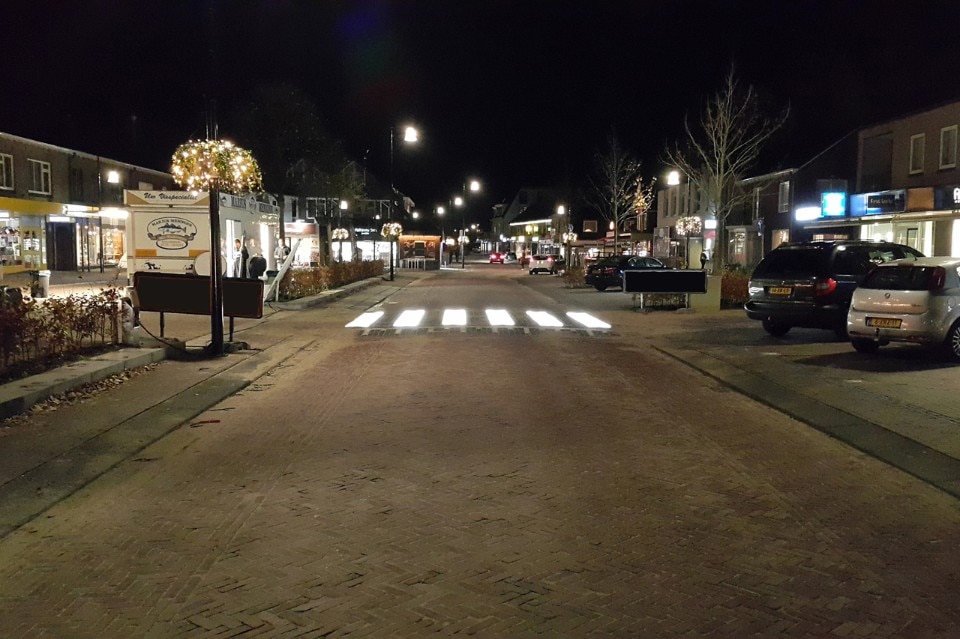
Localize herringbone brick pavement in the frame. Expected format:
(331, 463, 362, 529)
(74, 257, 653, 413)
(0, 325, 958, 637)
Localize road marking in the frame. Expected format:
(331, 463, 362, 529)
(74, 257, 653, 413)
(393, 309, 426, 328)
(345, 311, 384, 328)
(485, 309, 515, 326)
(566, 312, 611, 329)
(526, 310, 564, 328)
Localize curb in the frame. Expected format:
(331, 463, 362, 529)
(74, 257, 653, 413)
(0, 348, 167, 420)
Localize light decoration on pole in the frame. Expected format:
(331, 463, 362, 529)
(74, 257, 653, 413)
(675, 216, 702, 237)
(170, 139, 262, 356)
(171, 140, 262, 193)
(332, 227, 349, 262)
(382, 222, 403, 281)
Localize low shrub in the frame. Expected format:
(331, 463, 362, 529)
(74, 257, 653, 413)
(562, 265, 586, 288)
(0, 287, 124, 383)
(721, 270, 750, 307)
(278, 260, 384, 301)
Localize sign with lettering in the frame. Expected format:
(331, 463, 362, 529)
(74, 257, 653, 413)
(851, 190, 905, 217)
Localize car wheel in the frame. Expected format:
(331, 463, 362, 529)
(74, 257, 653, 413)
(761, 319, 790, 337)
(594, 284, 607, 291)
(944, 321, 960, 362)
(851, 338, 880, 354)
(529, 269, 535, 275)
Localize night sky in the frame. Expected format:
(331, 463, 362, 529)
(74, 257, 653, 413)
(5, 1, 960, 219)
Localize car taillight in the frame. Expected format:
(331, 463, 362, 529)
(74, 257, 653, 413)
(814, 277, 837, 296)
(547, 257, 554, 264)
(929, 266, 946, 291)
(602, 268, 615, 275)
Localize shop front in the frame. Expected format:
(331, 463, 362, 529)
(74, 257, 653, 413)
(0, 196, 55, 275)
(799, 187, 960, 256)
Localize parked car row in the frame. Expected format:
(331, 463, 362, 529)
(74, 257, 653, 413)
(744, 239, 960, 361)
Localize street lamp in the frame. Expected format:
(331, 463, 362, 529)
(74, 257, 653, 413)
(456, 179, 481, 268)
(437, 205, 446, 266)
(333, 199, 349, 262)
(389, 125, 419, 221)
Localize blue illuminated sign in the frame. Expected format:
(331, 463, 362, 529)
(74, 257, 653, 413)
(820, 192, 846, 217)
(851, 190, 905, 217)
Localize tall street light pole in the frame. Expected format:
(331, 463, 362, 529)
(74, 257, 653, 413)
(388, 125, 418, 281)
(457, 179, 481, 269)
(437, 205, 446, 267)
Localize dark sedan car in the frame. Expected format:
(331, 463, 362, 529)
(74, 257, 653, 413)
(585, 255, 666, 291)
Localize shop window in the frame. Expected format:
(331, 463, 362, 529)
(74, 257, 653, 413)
(909, 134, 925, 175)
(940, 125, 957, 170)
(28, 159, 51, 195)
(0, 153, 13, 190)
(778, 181, 790, 213)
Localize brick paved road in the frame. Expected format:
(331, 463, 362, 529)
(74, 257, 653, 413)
(0, 282, 959, 637)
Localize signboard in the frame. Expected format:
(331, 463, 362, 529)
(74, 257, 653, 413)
(133, 272, 263, 319)
(127, 208, 211, 275)
(623, 269, 708, 294)
(820, 192, 846, 217)
(850, 189, 905, 217)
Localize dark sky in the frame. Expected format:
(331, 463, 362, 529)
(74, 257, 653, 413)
(4, 0, 960, 219)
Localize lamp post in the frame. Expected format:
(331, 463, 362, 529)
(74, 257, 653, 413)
(457, 179, 481, 268)
(170, 139, 261, 356)
(333, 199, 349, 263)
(436, 206, 446, 266)
(389, 125, 419, 221)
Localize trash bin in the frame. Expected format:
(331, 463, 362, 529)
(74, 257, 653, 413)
(30, 270, 50, 298)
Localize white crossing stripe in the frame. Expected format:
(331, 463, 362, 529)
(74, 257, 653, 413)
(526, 310, 564, 327)
(393, 309, 426, 328)
(485, 309, 515, 326)
(345, 311, 384, 328)
(442, 309, 468, 326)
(566, 312, 611, 329)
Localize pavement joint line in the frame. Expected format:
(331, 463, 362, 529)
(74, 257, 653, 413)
(654, 343, 960, 500)
(0, 337, 312, 539)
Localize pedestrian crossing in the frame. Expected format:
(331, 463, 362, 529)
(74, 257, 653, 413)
(345, 308, 612, 334)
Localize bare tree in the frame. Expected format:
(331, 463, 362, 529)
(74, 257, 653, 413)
(586, 133, 643, 255)
(663, 68, 789, 271)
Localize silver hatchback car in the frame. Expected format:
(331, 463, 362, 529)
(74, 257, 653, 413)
(847, 256, 960, 360)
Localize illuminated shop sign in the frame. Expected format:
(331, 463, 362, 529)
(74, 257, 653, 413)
(933, 185, 960, 210)
(820, 192, 846, 217)
(850, 189, 905, 217)
(794, 192, 847, 222)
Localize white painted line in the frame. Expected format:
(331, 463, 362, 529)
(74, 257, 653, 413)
(526, 310, 564, 327)
(346, 311, 385, 328)
(485, 309, 515, 326)
(566, 312, 611, 329)
(393, 309, 426, 328)
(442, 309, 468, 326)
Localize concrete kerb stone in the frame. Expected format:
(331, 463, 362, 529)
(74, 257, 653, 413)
(266, 276, 384, 311)
(0, 348, 166, 420)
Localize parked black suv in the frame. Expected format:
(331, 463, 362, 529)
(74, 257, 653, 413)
(744, 240, 924, 337)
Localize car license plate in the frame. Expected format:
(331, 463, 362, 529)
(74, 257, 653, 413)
(866, 317, 903, 329)
(768, 287, 792, 295)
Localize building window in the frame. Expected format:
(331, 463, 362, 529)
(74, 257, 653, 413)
(909, 133, 925, 175)
(778, 181, 790, 213)
(0, 153, 12, 190)
(940, 125, 957, 170)
(70, 167, 84, 200)
(28, 159, 52, 195)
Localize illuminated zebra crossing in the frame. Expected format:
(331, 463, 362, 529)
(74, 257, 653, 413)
(345, 308, 611, 332)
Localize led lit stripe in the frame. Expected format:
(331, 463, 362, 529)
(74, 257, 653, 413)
(526, 310, 564, 327)
(393, 309, 426, 328)
(566, 312, 611, 329)
(485, 309, 515, 326)
(442, 309, 468, 326)
(345, 311, 384, 328)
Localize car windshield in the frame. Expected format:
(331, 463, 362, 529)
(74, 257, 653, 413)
(752, 247, 827, 277)
(861, 265, 941, 290)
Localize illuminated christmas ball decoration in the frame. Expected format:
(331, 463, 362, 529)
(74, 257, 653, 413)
(170, 139, 263, 194)
(381, 222, 403, 238)
(675, 216, 702, 237)
(331, 228, 350, 241)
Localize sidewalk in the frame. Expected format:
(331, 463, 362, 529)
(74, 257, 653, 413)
(0, 269, 396, 420)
